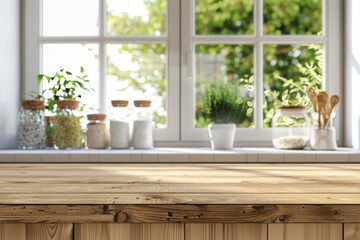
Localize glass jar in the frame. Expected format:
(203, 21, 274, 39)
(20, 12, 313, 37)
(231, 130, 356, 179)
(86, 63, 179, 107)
(45, 116, 55, 148)
(132, 100, 153, 149)
(272, 106, 310, 150)
(54, 99, 82, 149)
(16, 99, 46, 149)
(86, 113, 109, 149)
(110, 100, 130, 149)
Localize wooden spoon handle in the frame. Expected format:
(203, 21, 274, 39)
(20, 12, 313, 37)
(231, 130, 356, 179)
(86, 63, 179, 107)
(306, 87, 318, 112)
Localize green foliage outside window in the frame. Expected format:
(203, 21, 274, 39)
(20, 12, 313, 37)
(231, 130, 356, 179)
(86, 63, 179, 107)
(106, 0, 323, 128)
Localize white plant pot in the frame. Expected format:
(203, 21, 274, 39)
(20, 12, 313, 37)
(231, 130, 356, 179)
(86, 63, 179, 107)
(208, 123, 236, 150)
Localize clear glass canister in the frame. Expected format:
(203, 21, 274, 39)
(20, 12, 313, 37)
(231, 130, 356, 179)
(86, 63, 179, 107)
(16, 99, 46, 149)
(132, 100, 153, 149)
(110, 100, 130, 149)
(272, 106, 310, 150)
(86, 113, 109, 149)
(54, 99, 82, 149)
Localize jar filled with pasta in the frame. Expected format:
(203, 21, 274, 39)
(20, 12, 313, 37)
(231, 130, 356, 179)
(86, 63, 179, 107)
(54, 99, 82, 149)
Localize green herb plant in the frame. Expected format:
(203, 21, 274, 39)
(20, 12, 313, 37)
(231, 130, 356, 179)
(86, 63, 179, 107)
(203, 84, 244, 124)
(33, 67, 93, 147)
(36, 66, 93, 113)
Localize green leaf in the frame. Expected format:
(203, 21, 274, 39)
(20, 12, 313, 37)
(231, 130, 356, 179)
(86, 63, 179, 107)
(246, 108, 253, 117)
(80, 66, 84, 73)
(37, 74, 44, 84)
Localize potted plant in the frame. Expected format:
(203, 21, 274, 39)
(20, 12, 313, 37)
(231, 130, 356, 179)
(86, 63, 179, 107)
(203, 84, 243, 150)
(36, 67, 93, 148)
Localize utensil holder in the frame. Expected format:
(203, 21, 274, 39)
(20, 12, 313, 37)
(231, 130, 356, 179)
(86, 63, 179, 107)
(310, 112, 337, 150)
(310, 127, 337, 150)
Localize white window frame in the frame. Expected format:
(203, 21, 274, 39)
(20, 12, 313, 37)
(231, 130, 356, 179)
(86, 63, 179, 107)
(181, 0, 343, 145)
(23, 0, 342, 146)
(22, 0, 180, 142)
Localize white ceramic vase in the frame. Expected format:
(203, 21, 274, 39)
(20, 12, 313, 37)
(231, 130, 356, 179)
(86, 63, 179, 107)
(208, 123, 236, 150)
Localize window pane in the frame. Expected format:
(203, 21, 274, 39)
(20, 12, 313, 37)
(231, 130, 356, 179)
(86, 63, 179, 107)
(107, 0, 166, 36)
(42, 0, 99, 36)
(195, 0, 254, 35)
(42, 44, 99, 113)
(264, 0, 322, 35)
(195, 44, 254, 128)
(263, 44, 323, 127)
(107, 44, 167, 128)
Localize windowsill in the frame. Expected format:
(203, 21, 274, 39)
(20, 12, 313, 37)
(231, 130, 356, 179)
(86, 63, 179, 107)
(0, 147, 359, 163)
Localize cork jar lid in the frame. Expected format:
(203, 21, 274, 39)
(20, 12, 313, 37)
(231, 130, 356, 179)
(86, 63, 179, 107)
(134, 100, 152, 107)
(21, 99, 45, 110)
(111, 100, 129, 107)
(277, 106, 306, 110)
(276, 105, 306, 114)
(87, 113, 107, 121)
(57, 99, 79, 110)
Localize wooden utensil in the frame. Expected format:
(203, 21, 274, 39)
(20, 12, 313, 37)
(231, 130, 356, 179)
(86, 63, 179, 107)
(306, 87, 318, 112)
(317, 93, 327, 128)
(323, 95, 340, 128)
(319, 91, 330, 126)
(329, 95, 340, 113)
(320, 91, 329, 110)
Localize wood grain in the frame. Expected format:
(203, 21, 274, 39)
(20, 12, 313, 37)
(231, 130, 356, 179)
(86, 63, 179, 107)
(185, 224, 266, 240)
(0, 224, 72, 240)
(0, 224, 26, 240)
(1, 164, 360, 205)
(26, 224, 73, 240)
(268, 224, 342, 240)
(345, 224, 360, 240)
(75, 224, 184, 240)
(2, 204, 360, 224)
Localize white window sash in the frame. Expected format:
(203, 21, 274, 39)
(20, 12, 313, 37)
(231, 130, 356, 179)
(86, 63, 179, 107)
(22, 0, 342, 145)
(23, 0, 180, 141)
(181, 0, 343, 144)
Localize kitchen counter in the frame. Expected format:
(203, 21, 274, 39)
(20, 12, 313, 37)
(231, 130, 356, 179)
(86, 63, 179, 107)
(1, 163, 360, 224)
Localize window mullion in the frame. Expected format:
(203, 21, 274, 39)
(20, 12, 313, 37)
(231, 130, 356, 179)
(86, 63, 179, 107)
(99, 0, 106, 114)
(254, 0, 264, 130)
(162, 0, 180, 140)
(327, 0, 343, 144)
(181, 0, 199, 141)
(253, 42, 264, 131)
(192, 35, 326, 44)
(255, 0, 262, 37)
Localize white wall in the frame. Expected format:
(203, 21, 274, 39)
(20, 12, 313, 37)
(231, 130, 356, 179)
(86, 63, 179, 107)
(345, 0, 360, 148)
(0, 0, 20, 149)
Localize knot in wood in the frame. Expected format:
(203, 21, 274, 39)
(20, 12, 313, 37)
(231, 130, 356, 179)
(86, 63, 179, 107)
(278, 215, 289, 222)
(115, 211, 128, 223)
(333, 210, 341, 215)
(102, 205, 110, 214)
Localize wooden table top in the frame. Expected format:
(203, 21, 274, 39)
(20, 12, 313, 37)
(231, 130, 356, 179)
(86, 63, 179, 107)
(1, 163, 360, 205)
